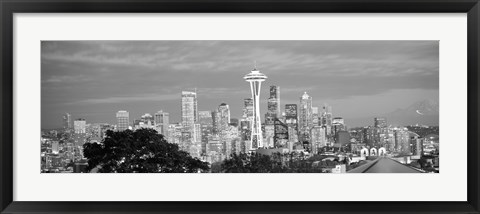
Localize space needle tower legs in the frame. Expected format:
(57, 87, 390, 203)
(244, 64, 267, 150)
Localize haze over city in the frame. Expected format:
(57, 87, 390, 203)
(41, 40, 439, 129)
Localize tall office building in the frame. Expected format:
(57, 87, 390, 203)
(218, 103, 231, 134)
(299, 92, 313, 142)
(244, 64, 267, 149)
(285, 104, 298, 143)
(198, 111, 213, 126)
(321, 104, 333, 135)
(154, 110, 169, 136)
(73, 118, 86, 134)
(265, 86, 280, 125)
(312, 107, 319, 126)
(243, 98, 254, 119)
(62, 113, 72, 130)
(332, 117, 345, 137)
(198, 110, 213, 153)
(285, 104, 298, 126)
(116, 110, 129, 131)
(211, 110, 220, 135)
(374, 117, 388, 145)
(310, 126, 327, 149)
(181, 91, 198, 129)
(394, 128, 410, 153)
(273, 118, 289, 148)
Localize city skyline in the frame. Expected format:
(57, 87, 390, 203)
(41, 40, 440, 173)
(42, 40, 439, 129)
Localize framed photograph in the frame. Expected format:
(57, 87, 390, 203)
(1, 0, 479, 213)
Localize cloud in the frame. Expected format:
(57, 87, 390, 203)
(41, 40, 439, 129)
(42, 75, 91, 83)
(66, 93, 178, 105)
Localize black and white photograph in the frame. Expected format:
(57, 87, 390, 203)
(40, 40, 439, 173)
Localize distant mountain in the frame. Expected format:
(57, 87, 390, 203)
(347, 99, 439, 128)
(384, 99, 439, 127)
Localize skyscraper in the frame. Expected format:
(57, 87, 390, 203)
(116, 110, 129, 131)
(181, 90, 198, 130)
(285, 104, 298, 143)
(218, 103, 231, 134)
(332, 117, 345, 137)
(299, 92, 313, 142)
(243, 98, 254, 120)
(62, 113, 72, 130)
(321, 104, 333, 135)
(273, 118, 289, 148)
(312, 107, 319, 126)
(211, 110, 220, 135)
(244, 65, 267, 149)
(374, 117, 388, 145)
(269, 85, 280, 115)
(198, 111, 213, 126)
(265, 85, 280, 125)
(154, 110, 169, 137)
(198, 110, 213, 154)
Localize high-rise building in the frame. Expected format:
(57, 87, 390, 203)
(270, 86, 280, 115)
(198, 110, 213, 152)
(181, 91, 198, 129)
(285, 104, 298, 142)
(193, 123, 202, 143)
(285, 104, 298, 124)
(312, 107, 319, 126)
(310, 126, 326, 150)
(374, 117, 388, 145)
(274, 118, 289, 148)
(395, 128, 410, 153)
(63, 113, 72, 130)
(243, 98, 254, 119)
(265, 86, 280, 125)
(211, 110, 220, 135)
(299, 92, 313, 142)
(332, 117, 345, 137)
(154, 110, 169, 137)
(321, 104, 333, 135)
(218, 103, 231, 131)
(116, 110, 129, 131)
(198, 111, 213, 126)
(244, 64, 267, 149)
(73, 118, 86, 134)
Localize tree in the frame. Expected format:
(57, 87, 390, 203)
(83, 129, 209, 173)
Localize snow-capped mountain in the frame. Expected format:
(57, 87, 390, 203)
(348, 99, 439, 127)
(383, 99, 439, 126)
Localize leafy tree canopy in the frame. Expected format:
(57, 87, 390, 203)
(83, 129, 209, 173)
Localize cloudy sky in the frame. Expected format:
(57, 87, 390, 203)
(41, 40, 439, 129)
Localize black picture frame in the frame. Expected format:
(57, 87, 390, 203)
(1, 0, 479, 213)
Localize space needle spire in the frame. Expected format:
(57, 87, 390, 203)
(244, 62, 267, 150)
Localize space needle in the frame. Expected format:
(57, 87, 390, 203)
(244, 63, 267, 150)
